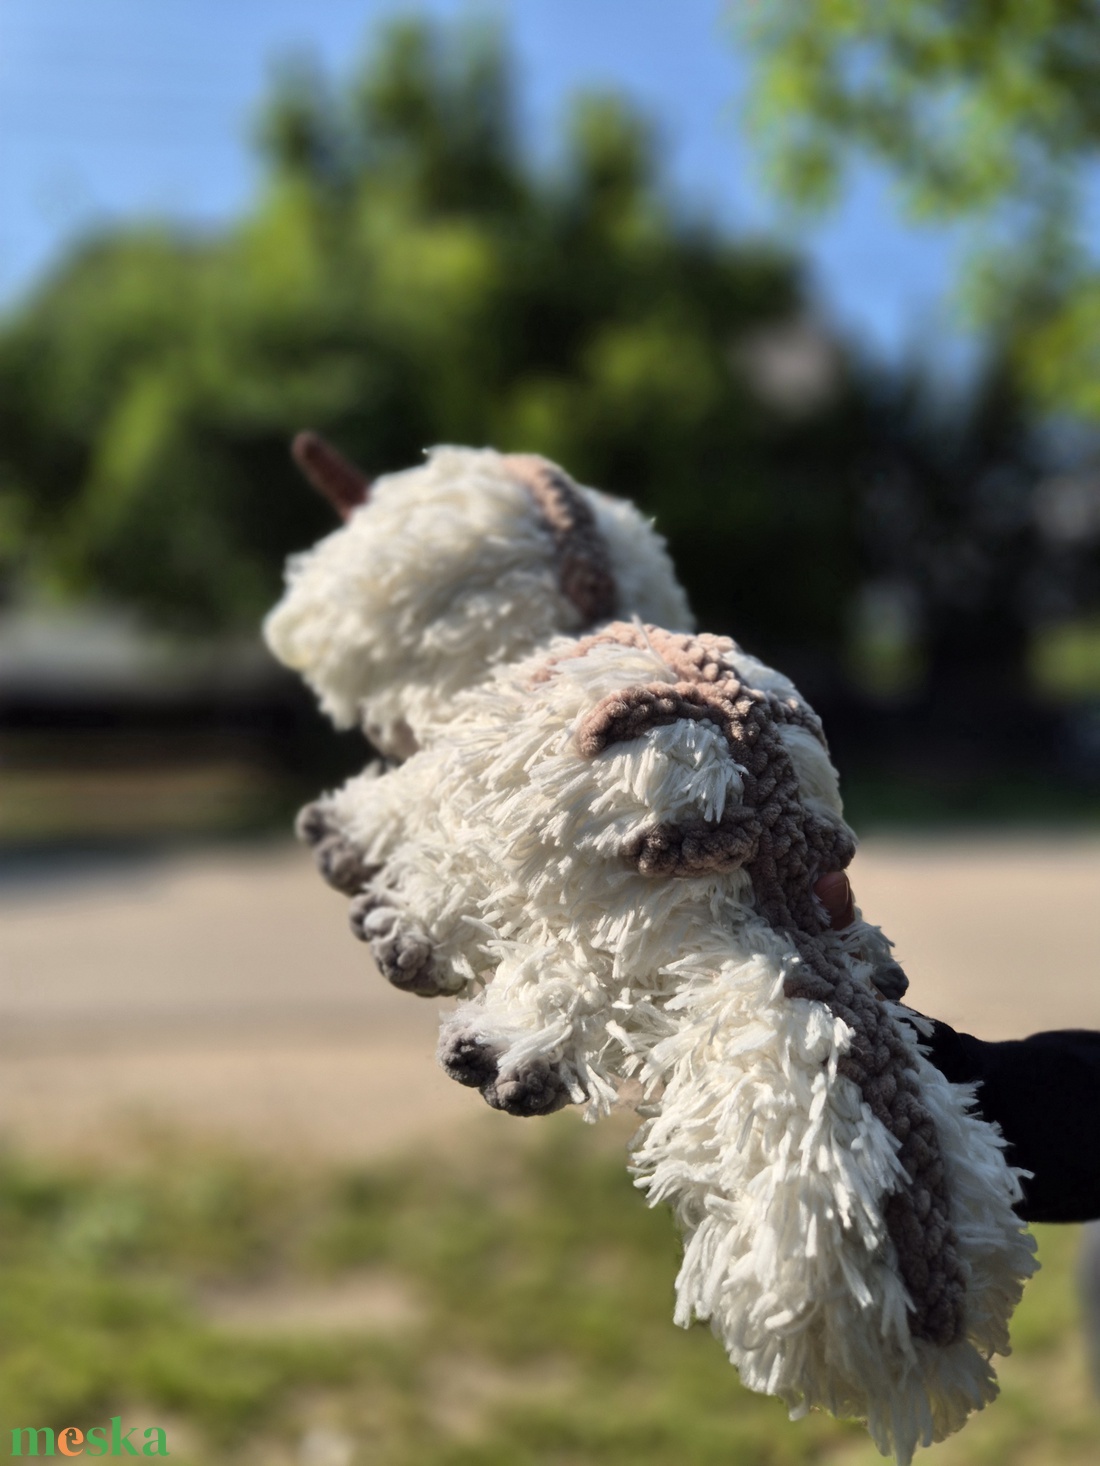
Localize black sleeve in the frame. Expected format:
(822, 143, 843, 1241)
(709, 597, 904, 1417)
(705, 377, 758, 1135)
(923, 1019, 1100, 1224)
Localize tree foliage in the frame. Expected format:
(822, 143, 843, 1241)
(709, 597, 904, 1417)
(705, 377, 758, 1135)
(0, 18, 868, 667)
(737, 0, 1100, 418)
(3, 13, 1096, 732)
(858, 366, 1049, 697)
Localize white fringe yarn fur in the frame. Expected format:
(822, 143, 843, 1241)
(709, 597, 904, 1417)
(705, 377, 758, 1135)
(264, 444, 692, 754)
(265, 451, 1036, 1465)
(311, 637, 1035, 1464)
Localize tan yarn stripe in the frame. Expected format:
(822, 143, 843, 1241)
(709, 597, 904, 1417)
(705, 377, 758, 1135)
(532, 621, 731, 685)
(572, 626, 965, 1346)
(502, 455, 618, 625)
(534, 622, 827, 754)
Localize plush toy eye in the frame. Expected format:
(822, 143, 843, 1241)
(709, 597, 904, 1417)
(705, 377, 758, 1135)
(291, 430, 372, 519)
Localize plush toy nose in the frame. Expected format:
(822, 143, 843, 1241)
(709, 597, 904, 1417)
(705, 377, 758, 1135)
(291, 431, 372, 520)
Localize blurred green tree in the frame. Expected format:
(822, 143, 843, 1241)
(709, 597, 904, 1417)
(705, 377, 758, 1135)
(0, 17, 870, 672)
(856, 363, 1049, 708)
(737, 0, 1100, 419)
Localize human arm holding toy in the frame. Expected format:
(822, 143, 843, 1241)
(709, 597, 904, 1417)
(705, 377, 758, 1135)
(816, 870, 1100, 1224)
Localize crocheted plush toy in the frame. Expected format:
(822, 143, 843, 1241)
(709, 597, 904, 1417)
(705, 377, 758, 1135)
(266, 436, 1036, 1465)
(267, 433, 693, 940)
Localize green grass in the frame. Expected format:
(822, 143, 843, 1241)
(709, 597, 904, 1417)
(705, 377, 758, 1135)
(0, 1121, 1091, 1464)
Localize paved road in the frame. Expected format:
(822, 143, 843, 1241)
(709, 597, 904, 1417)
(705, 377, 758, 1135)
(0, 844, 487, 1160)
(852, 834, 1100, 1040)
(1, 835, 1098, 1159)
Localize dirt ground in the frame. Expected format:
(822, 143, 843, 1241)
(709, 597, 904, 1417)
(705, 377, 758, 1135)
(2, 834, 1098, 1161)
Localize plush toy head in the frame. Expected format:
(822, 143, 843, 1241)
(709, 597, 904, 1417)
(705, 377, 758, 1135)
(264, 436, 692, 758)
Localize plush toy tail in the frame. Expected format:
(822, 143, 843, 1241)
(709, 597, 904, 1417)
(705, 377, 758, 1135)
(291, 431, 372, 519)
(628, 948, 1036, 1465)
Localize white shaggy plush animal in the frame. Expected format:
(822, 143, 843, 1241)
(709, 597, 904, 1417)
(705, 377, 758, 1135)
(266, 434, 692, 758)
(265, 438, 1036, 1464)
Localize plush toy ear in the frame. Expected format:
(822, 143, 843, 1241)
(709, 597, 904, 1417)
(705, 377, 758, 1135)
(291, 431, 372, 519)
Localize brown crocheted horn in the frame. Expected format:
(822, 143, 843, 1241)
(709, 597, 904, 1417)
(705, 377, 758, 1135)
(291, 431, 371, 519)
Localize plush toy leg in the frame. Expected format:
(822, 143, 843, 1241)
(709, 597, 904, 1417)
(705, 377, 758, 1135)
(349, 883, 457, 997)
(438, 1000, 574, 1117)
(296, 800, 379, 896)
(298, 757, 426, 900)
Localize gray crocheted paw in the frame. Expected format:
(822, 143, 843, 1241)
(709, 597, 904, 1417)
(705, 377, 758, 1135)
(296, 803, 375, 896)
(438, 1030, 501, 1089)
(871, 958, 910, 1002)
(438, 1033, 571, 1117)
(483, 1059, 571, 1117)
(348, 894, 443, 997)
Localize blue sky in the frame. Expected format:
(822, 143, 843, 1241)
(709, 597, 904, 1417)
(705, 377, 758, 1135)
(0, 0, 970, 363)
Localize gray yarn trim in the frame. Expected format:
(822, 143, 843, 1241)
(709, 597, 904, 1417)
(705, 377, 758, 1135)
(569, 624, 965, 1347)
